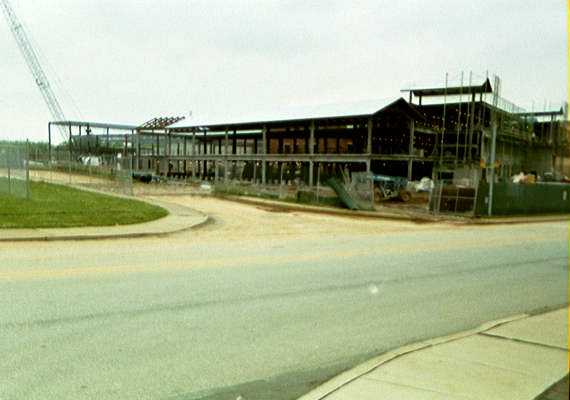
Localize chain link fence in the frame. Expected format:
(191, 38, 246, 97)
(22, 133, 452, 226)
(28, 154, 133, 196)
(429, 179, 479, 216)
(344, 172, 375, 210)
(0, 144, 30, 198)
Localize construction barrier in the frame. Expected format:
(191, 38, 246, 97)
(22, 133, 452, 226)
(475, 182, 570, 216)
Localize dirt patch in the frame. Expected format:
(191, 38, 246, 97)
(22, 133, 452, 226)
(144, 195, 450, 244)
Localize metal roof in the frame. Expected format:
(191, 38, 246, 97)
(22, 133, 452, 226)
(402, 78, 493, 97)
(50, 120, 138, 130)
(515, 108, 564, 117)
(170, 97, 414, 129)
(202, 129, 262, 136)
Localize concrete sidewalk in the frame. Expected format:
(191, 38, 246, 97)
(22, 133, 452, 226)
(299, 307, 569, 400)
(0, 198, 208, 242)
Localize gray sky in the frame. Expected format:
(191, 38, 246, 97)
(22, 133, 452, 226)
(0, 0, 567, 142)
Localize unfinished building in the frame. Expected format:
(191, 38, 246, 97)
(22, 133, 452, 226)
(48, 76, 567, 191)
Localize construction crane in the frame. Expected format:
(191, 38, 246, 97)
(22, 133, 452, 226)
(1, 0, 68, 140)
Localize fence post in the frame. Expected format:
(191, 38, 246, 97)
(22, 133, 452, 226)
(487, 122, 498, 216)
(7, 150, 11, 195)
(253, 162, 257, 185)
(435, 180, 444, 216)
(68, 151, 72, 184)
(25, 140, 30, 199)
(129, 155, 133, 196)
(280, 162, 285, 198)
(370, 174, 374, 210)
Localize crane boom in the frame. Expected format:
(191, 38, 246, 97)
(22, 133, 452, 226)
(1, 0, 67, 140)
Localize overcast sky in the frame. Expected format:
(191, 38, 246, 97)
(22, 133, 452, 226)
(0, 0, 567, 142)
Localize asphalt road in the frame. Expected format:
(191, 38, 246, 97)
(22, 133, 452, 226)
(0, 197, 567, 400)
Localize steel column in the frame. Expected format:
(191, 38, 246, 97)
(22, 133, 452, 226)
(309, 120, 315, 186)
(262, 126, 267, 185)
(407, 119, 415, 180)
(224, 127, 229, 182)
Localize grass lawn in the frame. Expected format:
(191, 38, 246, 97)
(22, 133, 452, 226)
(0, 180, 168, 229)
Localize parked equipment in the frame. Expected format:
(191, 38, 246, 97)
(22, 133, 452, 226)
(372, 174, 412, 202)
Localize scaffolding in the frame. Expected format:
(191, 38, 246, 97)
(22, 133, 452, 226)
(404, 71, 566, 186)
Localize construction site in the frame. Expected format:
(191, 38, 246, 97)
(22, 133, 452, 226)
(2, 0, 569, 218)
(38, 73, 568, 217)
(2, 2, 570, 400)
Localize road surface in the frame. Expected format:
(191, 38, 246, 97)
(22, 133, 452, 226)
(0, 196, 567, 399)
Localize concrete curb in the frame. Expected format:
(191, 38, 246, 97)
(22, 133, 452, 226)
(217, 195, 441, 223)
(297, 313, 530, 400)
(468, 215, 570, 225)
(0, 185, 210, 242)
(0, 213, 209, 242)
(218, 195, 570, 225)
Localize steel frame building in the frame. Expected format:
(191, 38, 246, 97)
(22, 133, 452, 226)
(48, 78, 567, 187)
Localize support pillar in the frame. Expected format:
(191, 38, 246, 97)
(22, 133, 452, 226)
(203, 130, 207, 179)
(224, 127, 229, 182)
(167, 131, 172, 156)
(183, 136, 187, 174)
(309, 120, 315, 186)
(156, 134, 160, 159)
(137, 133, 141, 171)
(68, 124, 73, 162)
(124, 134, 128, 161)
(166, 131, 172, 175)
(86, 124, 91, 154)
(262, 126, 267, 185)
(408, 119, 415, 180)
(191, 129, 196, 179)
(253, 161, 257, 184)
(367, 117, 373, 155)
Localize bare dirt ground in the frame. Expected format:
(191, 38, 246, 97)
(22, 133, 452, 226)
(25, 170, 451, 241)
(28, 169, 111, 185)
(150, 194, 449, 244)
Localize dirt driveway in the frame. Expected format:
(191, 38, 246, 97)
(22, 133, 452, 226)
(149, 195, 450, 243)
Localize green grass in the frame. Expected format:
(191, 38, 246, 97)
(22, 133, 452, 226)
(0, 180, 168, 229)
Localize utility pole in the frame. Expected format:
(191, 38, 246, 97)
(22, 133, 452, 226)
(488, 121, 497, 216)
(488, 76, 501, 216)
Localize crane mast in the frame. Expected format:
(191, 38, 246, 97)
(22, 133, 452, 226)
(1, 0, 68, 140)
